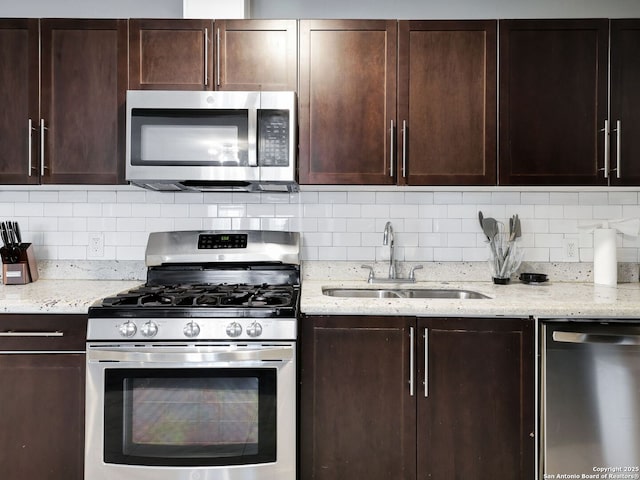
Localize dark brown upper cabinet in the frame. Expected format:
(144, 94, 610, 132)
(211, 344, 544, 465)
(298, 20, 495, 186)
(129, 19, 214, 90)
(0, 19, 41, 185)
(216, 19, 297, 91)
(609, 19, 640, 186)
(41, 19, 127, 184)
(397, 20, 497, 186)
(499, 19, 609, 186)
(0, 19, 127, 185)
(129, 19, 297, 92)
(298, 20, 398, 185)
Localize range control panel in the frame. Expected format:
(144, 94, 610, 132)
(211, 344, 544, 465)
(198, 233, 248, 249)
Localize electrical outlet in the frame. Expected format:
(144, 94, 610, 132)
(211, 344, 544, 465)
(562, 237, 579, 262)
(88, 233, 104, 258)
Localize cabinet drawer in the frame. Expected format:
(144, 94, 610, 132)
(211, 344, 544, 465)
(0, 314, 86, 351)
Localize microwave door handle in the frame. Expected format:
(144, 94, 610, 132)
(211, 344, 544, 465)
(248, 109, 258, 167)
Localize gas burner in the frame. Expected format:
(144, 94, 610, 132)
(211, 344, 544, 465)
(99, 283, 296, 310)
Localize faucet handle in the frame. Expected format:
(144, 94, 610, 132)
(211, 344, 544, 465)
(408, 265, 423, 281)
(360, 265, 375, 283)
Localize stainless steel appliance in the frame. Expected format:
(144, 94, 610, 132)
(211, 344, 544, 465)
(541, 320, 640, 477)
(126, 90, 297, 192)
(85, 230, 300, 480)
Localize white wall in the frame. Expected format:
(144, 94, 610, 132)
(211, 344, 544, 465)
(2, 0, 640, 19)
(0, 0, 182, 18)
(250, 0, 640, 19)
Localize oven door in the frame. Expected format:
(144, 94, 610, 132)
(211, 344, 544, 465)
(85, 342, 296, 480)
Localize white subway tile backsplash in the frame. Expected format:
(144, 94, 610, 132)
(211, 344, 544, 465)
(3, 187, 640, 264)
(610, 191, 638, 204)
(434, 192, 462, 205)
(521, 192, 550, 205)
(88, 191, 117, 203)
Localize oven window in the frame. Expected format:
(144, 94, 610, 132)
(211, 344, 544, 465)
(103, 368, 277, 466)
(130, 109, 249, 166)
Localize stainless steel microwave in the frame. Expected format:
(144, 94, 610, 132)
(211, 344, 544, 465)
(125, 90, 297, 192)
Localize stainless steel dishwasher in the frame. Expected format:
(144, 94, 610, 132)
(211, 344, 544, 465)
(541, 320, 640, 477)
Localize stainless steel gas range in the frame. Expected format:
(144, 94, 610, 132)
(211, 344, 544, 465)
(85, 230, 300, 480)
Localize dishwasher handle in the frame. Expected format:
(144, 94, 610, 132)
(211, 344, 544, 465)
(553, 330, 640, 346)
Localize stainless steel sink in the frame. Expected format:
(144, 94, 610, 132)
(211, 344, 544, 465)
(322, 288, 490, 299)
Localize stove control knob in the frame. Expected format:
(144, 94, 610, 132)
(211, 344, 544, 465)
(226, 322, 243, 338)
(246, 322, 263, 338)
(141, 321, 159, 338)
(183, 321, 201, 338)
(118, 320, 137, 338)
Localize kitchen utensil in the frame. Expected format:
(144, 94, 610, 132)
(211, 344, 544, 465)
(13, 221, 21, 244)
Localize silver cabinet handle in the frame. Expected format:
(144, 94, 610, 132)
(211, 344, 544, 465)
(40, 119, 47, 173)
(389, 120, 395, 177)
(553, 330, 640, 345)
(28, 118, 33, 176)
(204, 27, 209, 87)
(216, 27, 221, 88)
(601, 119, 610, 178)
(0, 331, 64, 337)
(615, 120, 621, 179)
(402, 120, 407, 178)
(424, 327, 429, 397)
(409, 326, 415, 396)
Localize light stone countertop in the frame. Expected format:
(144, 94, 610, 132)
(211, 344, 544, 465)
(301, 262, 640, 319)
(0, 279, 142, 314)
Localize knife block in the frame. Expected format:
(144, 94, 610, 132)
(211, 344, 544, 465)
(1, 243, 38, 285)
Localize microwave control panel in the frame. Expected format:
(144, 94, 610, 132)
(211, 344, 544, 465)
(258, 110, 290, 167)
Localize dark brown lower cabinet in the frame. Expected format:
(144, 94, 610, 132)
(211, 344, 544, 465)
(300, 315, 534, 480)
(0, 315, 86, 480)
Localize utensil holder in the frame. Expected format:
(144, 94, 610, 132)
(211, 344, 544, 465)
(2, 263, 30, 285)
(1, 243, 38, 285)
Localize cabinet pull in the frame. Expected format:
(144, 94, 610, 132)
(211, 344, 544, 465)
(424, 327, 429, 397)
(0, 331, 64, 337)
(601, 119, 609, 179)
(615, 120, 621, 179)
(216, 28, 221, 88)
(409, 326, 415, 396)
(40, 119, 47, 173)
(402, 120, 407, 178)
(204, 27, 209, 87)
(389, 120, 395, 177)
(28, 119, 33, 176)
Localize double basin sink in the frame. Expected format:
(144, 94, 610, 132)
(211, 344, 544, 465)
(322, 287, 490, 300)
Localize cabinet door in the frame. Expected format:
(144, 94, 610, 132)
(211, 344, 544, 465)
(129, 19, 214, 90)
(610, 20, 640, 186)
(40, 19, 127, 184)
(0, 19, 39, 184)
(216, 19, 297, 91)
(0, 353, 85, 480)
(299, 20, 397, 185)
(499, 19, 608, 186)
(300, 315, 416, 480)
(398, 20, 496, 186)
(417, 317, 535, 480)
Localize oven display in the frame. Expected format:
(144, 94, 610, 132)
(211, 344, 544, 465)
(198, 233, 248, 249)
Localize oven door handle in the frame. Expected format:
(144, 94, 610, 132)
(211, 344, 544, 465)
(88, 345, 294, 363)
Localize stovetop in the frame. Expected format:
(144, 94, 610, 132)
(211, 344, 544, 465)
(99, 283, 296, 309)
(87, 229, 301, 342)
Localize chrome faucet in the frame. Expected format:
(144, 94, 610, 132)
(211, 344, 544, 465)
(360, 222, 422, 283)
(383, 221, 396, 279)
